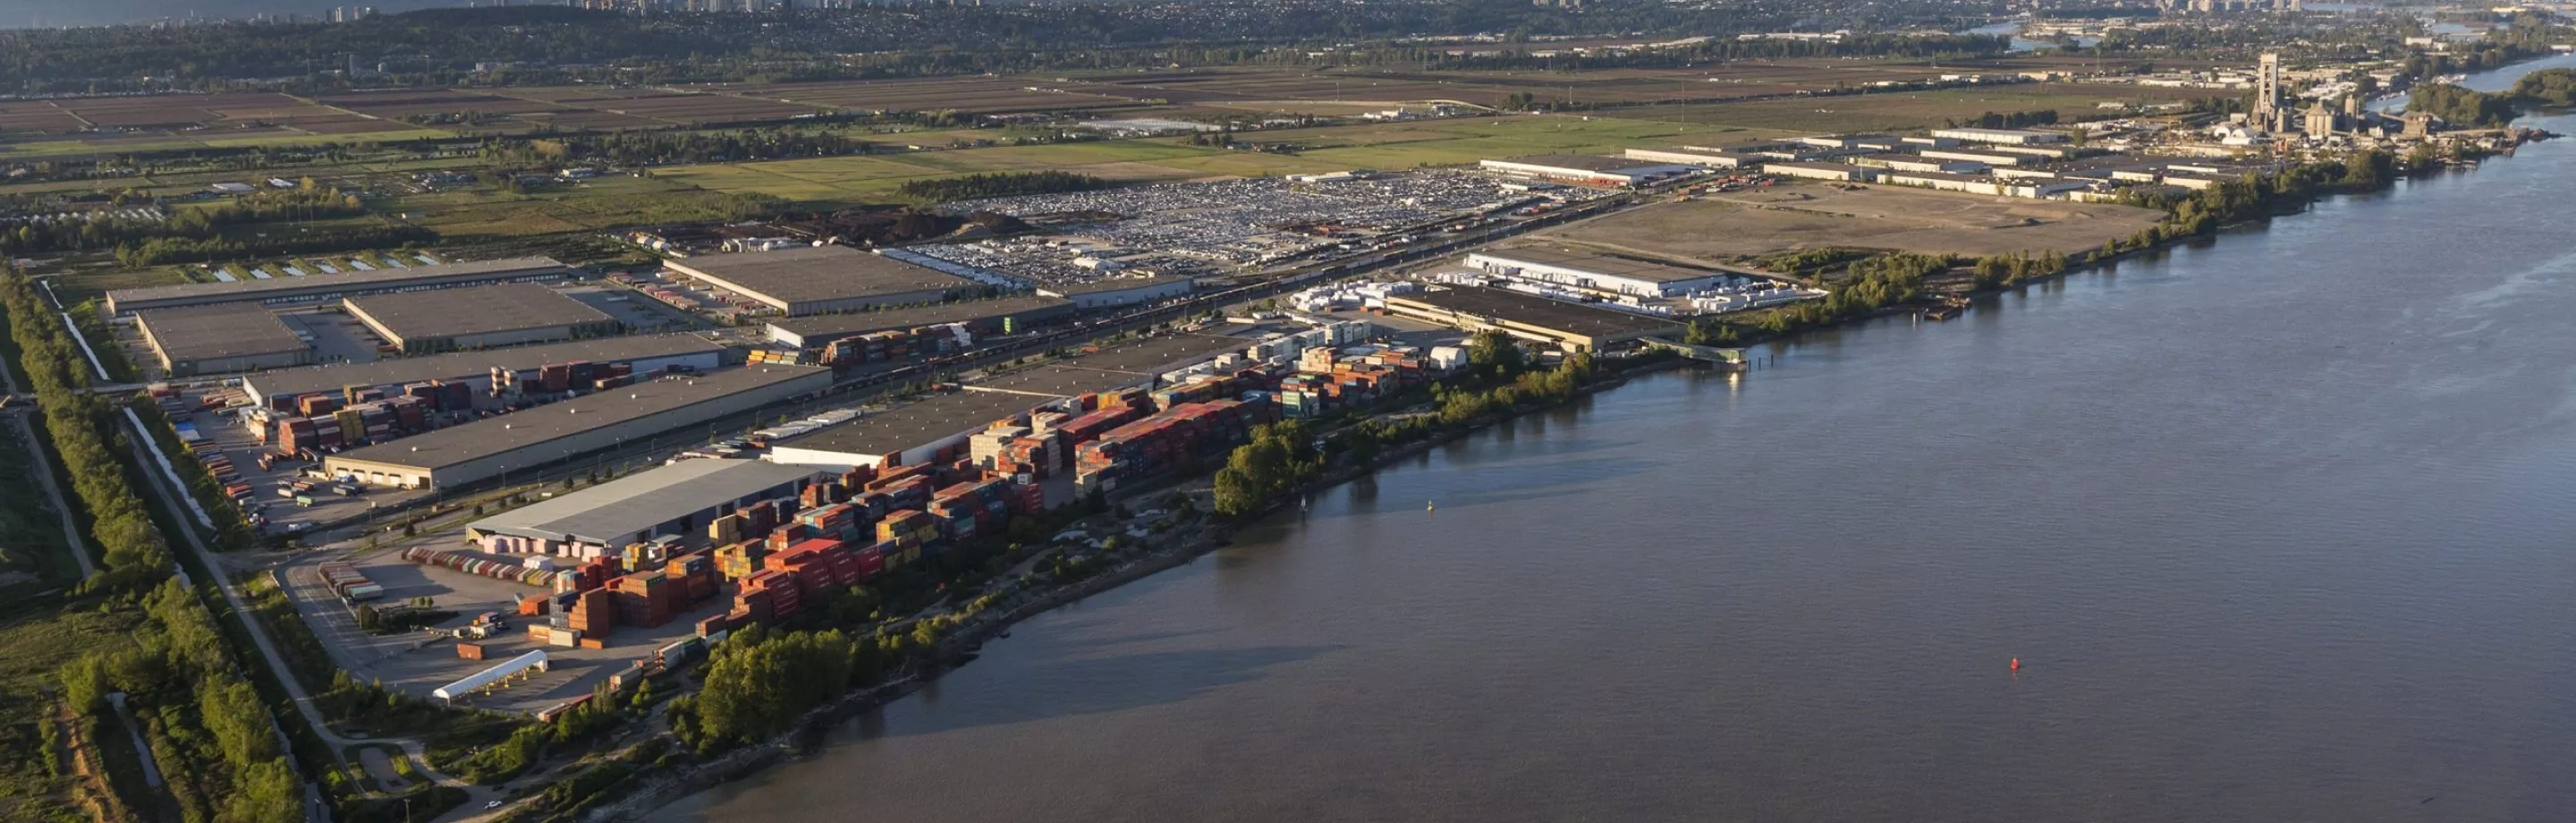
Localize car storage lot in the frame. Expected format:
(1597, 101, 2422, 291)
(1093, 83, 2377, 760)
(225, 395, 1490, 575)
(287, 539, 724, 715)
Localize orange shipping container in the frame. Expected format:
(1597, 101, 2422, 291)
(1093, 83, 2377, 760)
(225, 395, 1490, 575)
(578, 637, 607, 650)
(456, 642, 486, 661)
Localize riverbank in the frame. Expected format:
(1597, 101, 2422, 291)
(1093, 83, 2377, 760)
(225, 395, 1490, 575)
(574, 354, 1681, 822)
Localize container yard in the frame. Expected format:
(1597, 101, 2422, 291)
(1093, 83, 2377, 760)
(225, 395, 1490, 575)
(466, 458, 828, 559)
(239, 333, 724, 408)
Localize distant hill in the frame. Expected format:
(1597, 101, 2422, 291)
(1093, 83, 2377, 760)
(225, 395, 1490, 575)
(0, 0, 456, 29)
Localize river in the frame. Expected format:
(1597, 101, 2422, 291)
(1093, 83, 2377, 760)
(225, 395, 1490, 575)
(656, 59, 2576, 822)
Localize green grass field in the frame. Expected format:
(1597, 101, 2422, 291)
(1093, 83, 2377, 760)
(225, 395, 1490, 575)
(0, 127, 454, 161)
(649, 114, 1764, 205)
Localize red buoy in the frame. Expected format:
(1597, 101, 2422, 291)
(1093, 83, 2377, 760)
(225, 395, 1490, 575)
(2010, 658, 2021, 672)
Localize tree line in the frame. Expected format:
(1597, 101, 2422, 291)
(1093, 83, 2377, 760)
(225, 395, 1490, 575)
(897, 171, 1108, 203)
(0, 267, 173, 589)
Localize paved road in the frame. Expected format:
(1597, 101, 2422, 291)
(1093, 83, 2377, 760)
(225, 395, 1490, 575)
(118, 417, 500, 817)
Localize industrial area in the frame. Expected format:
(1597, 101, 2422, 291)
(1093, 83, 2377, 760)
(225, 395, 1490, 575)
(59, 54, 2535, 782)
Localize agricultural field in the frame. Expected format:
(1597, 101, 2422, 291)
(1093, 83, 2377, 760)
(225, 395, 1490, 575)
(0, 92, 449, 157)
(319, 86, 836, 135)
(391, 174, 774, 242)
(651, 113, 1762, 205)
(1544, 182, 2167, 261)
(711, 76, 1138, 115)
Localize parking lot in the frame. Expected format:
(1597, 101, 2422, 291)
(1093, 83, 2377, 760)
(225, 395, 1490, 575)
(918, 170, 1597, 279)
(287, 539, 724, 715)
(277, 310, 386, 365)
(561, 284, 701, 332)
(185, 390, 435, 537)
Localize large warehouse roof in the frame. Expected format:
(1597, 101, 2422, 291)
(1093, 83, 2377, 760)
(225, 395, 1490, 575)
(137, 304, 307, 363)
(468, 458, 822, 546)
(666, 245, 970, 304)
(244, 334, 724, 401)
(771, 390, 1065, 460)
(1487, 155, 1680, 174)
(331, 365, 828, 472)
(105, 257, 572, 312)
(343, 282, 614, 340)
(1390, 286, 1679, 337)
(765, 295, 1073, 344)
(1477, 247, 1725, 284)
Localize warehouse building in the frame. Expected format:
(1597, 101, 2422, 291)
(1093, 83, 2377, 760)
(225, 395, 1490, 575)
(1036, 275, 1197, 310)
(242, 334, 725, 409)
(1382, 286, 1680, 352)
(1763, 161, 1875, 182)
(104, 257, 576, 315)
(466, 458, 826, 559)
(135, 304, 313, 376)
(1467, 248, 1733, 299)
(764, 295, 1076, 349)
(1478, 155, 1699, 187)
(766, 334, 1238, 469)
(767, 389, 1072, 470)
(343, 282, 622, 354)
(663, 245, 973, 316)
(325, 364, 833, 488)
(1928, 127, 2067, 146)
(1622, 148, 1761, 169)
(1847, 153, 1989, 174)
(1917, 148, 2031, 167)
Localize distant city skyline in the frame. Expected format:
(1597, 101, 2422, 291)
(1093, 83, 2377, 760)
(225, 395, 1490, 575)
(0, 0, 449, 29)
(0, 0, 918, 29)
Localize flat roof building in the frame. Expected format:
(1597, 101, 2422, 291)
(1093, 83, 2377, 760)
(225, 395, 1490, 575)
(1479, 155, 1699, 187)
(466, 458, 826, 559)
(1764, 161, 1875, 182)
(1037, 275, 1197, 310)
(135, 305, 312, 377)
(1382, 286, 1681, 351)
(767, 389, 1076, 470)
(325, 364, 832, 489)
(242, 334, 725, 408)
(1467, 248, 1733, 299)
(1623, 148, 1762, 169)
(1917, 148, 2032, 166)
(104, 257, 575, 315)
(764, 333, 1241, 469)
(343, 282, 621, 354)
(764, 295, 1077, 349)
(1847, 153, 1989, 174)
(1928, 127, 2067, 145)
(663, 245, 974, 316)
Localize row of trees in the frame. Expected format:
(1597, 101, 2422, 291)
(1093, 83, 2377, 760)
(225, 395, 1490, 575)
(896, 171, 1108, 202)
(59, 581, 303, 823)
(479, 128, 870, 168)
(1212, 420, 1321, 517)
(113, 223, 436, 267)
(0, 267, 173, 589)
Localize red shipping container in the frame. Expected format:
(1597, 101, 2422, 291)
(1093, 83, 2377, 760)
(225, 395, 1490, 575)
(856, 546, 884, 581)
